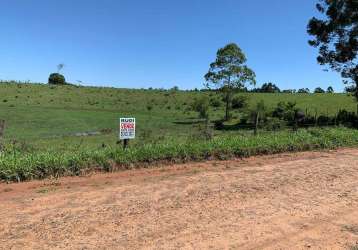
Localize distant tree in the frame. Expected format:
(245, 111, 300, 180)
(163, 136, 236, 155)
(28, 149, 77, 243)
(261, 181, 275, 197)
(204, 43, 256, 121)
(345, 85, 357, 94)
(308, 0, 358, 100)
(250, 88, 261, 93)
(282, 89, 296, 94)
(171, 86, 179, 91)
(48, 73, 66, 85)
(238, 86, 249, 92)
(298, 88, 310, 93)
(260, 82, 281, 93)
(327, 86, 334, 93)
(314, 87, 325, 93)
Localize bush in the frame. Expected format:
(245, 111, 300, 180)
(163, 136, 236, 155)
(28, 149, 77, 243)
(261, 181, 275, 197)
(191, 97, 210, 119)
(48, 73, 66, 85)
(209, 97, 222, 108)
(272, 101, 301, 123)
(336, 109, 358, 127)
(232, 95, 249, 109)
(214, 120, 225, 130)
(264, 117, 286, 131)
(146, 104, 153, 111)
(317, 115, 331, 126)
(240, 116, 249, 125)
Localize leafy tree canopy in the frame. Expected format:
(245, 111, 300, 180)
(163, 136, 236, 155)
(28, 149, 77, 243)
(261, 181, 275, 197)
(260, 82, 281, 93)
(314, 87, 326, 93)
(298, 88, 310, 93)
(327, 86, 334, 93)
(204, 43, 256, 120)
(48, 73, 66, 85)
(204, 43, 256, 90)
(308, 0, 358, 99)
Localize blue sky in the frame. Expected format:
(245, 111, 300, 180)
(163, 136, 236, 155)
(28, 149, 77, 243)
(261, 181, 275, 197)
(0, 0, 344, 91)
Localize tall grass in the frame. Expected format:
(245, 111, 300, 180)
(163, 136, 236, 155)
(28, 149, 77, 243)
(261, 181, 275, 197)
(1, 127, 358, 182)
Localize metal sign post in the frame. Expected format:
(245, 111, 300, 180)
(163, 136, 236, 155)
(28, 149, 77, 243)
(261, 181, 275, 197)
(119, 118, 135, 149)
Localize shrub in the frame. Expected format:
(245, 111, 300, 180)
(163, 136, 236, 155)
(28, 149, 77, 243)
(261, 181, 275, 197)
(240, 116, 249, 125)
(191, 97, 210, 119)
(317, 115, 331, 126)
(48, 73, 66, 85)
(214, 120, 224, 130)
(336, 109, 358, 127)
(146, 104, 153, 111)
(272, 101, 302, 124)
(209, 97, 222, 108)
(264, 117, 286, 131)
(231, 95, 249, 109)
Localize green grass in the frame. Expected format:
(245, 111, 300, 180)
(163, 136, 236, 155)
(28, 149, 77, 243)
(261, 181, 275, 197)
(1, 127, 358, 182)
(0, 82, 357, 151)
(0, 82, 357, 182)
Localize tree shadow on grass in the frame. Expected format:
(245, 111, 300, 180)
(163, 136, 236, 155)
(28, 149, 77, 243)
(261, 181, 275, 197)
(173, 119, 205, 125)
(217, 123, 254, 131)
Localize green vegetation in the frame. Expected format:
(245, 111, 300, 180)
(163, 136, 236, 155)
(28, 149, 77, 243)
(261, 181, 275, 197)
(48, 73, 66, 85)
(0, 82, 357, 151)
(308, 0, 358, 99)
(204, 43, 256, 121)
(1, 127, 358, 182)
(0, 81, 357, 182)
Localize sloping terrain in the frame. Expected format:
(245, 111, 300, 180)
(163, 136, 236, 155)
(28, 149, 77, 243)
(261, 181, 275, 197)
(1, 149, 358, 249)
(0, 82, 356, 151)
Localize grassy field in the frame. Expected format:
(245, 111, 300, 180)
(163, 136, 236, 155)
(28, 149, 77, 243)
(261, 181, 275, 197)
(0, 82, 357, 181)
(0, 82, 357, 151)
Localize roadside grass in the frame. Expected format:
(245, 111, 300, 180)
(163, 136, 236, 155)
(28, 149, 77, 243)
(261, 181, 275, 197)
(1, 127, 358, 182)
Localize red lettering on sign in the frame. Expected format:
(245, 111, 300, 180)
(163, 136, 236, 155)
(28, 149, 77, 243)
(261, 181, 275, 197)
(121, 123, 134, 129)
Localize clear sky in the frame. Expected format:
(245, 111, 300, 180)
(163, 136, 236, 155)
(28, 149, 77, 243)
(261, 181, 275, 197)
(0, 0, 344, 91)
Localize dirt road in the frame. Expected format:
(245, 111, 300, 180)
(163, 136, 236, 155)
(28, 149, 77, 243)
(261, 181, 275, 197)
(1, 149, 358, 249)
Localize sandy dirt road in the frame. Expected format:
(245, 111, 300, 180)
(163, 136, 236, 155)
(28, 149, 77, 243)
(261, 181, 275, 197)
(1, 149, 358, 250)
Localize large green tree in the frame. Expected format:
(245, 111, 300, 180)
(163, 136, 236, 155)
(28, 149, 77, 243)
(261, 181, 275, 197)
(308, 0, 358, 100)
(204, 43, 256, 120)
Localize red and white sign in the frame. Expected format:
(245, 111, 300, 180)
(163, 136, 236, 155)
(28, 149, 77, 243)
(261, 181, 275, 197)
(119, 118, 136, 139)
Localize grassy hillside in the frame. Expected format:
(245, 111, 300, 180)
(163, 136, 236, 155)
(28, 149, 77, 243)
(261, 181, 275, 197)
(0, 82, 356, 151)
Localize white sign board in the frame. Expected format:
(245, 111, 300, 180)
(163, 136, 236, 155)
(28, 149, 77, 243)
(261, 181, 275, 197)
(119, 118, 136, 140)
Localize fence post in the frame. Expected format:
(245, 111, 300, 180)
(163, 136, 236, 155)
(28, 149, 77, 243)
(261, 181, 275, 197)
(0, 120, 5, 149)
(123, 139, 129, 149)
(254, 111, 259, 136)
(314, 108, 318, 127)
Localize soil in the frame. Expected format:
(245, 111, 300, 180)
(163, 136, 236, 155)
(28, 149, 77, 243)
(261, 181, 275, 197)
(1, 149, 358, 249)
